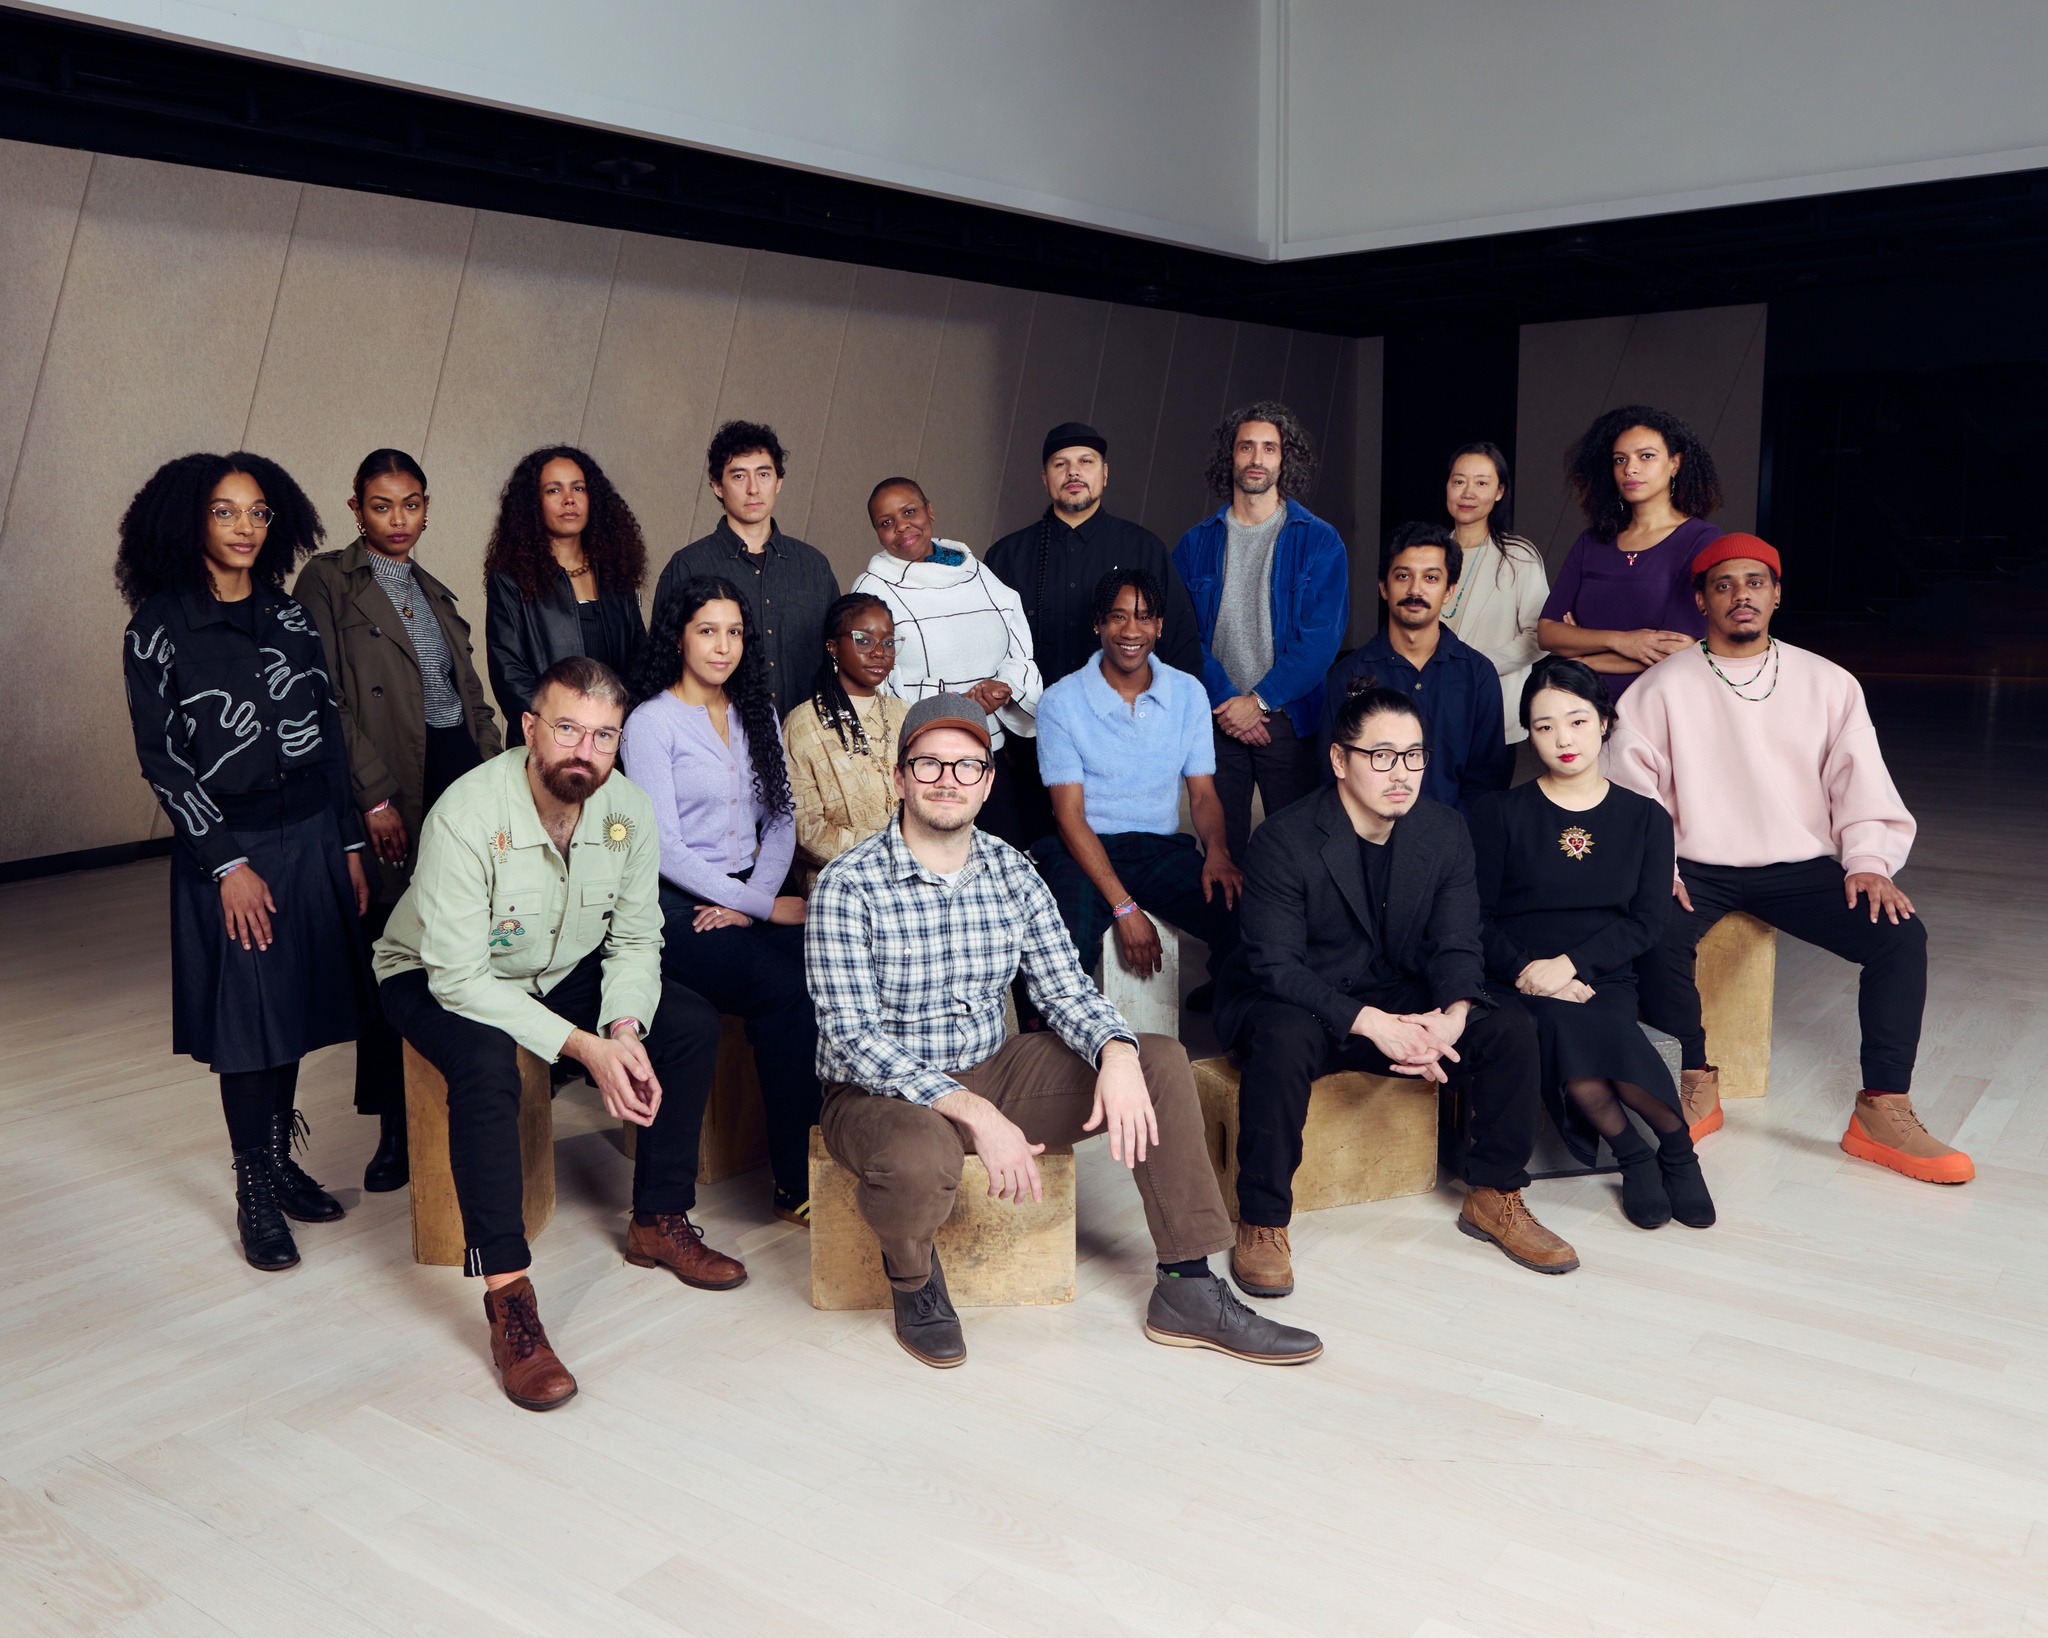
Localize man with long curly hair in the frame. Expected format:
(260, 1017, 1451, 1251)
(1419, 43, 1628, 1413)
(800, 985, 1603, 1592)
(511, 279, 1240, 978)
(1172, 402, 1350, 871)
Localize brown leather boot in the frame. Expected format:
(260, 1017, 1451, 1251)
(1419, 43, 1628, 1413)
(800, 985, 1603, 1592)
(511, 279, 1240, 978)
(1457, 1187, 1580, 1274)
(624, 1213, 748, 1289)
(1230, 1221, 1295, 1298)
(1841, 1092, 1975, 1184)
(1680, 1065, 1723, 1140)
(482, 1276, 577, 1411)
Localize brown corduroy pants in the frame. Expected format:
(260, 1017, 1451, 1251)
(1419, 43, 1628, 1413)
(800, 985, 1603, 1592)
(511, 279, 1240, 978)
(819, 1031, 1233, 1290)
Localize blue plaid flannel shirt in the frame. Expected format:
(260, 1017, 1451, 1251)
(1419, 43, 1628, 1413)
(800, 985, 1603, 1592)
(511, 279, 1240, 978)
(806, 818, 1138, 1103)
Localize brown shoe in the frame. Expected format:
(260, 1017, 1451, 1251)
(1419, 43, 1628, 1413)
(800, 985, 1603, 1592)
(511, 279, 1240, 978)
(1841, 1092, 1975, 1184)
(483, 1277, 577, 1412)
(1680, 1065, 1723, 1140)
(1230, 1221, 1295, 1298)
(1457, 1187, 1580, 1274)
(624, 1213, 748, 1289)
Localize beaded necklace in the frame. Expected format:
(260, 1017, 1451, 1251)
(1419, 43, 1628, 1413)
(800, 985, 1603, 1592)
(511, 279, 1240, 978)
(1701, 638, 1778, 701)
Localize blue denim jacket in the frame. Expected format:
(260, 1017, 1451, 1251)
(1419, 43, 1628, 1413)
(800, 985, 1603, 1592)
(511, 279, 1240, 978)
(1172, 499, 1351, 737)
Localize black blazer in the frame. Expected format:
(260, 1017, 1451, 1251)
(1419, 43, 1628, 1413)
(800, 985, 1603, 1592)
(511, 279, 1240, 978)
(1214, 784, 1491, 1048)
(485, 566, 646, 745)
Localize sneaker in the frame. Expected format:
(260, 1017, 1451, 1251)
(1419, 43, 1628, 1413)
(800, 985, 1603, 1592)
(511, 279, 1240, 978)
(1229, 1221, 1295, 1297)
(1840, 1092, 1974, 1184)
(1144, 1272, 1323, 1364)
(773, 1189, 811, 1229)
(1680, 1066, 1723, 1141)
(891, 1253, 966, 1368)
(1457, 1187, 1580, 1274)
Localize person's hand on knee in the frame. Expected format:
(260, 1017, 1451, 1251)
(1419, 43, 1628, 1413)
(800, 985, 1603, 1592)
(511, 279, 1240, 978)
(1083, 1040, 1158, 1168)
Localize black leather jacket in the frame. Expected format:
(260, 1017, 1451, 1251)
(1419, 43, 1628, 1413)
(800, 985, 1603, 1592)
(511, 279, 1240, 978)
(484, 566, 646, 744)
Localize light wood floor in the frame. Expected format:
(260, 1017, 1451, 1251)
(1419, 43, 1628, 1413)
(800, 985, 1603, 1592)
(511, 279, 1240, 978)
(4, 678, 2045, 1637)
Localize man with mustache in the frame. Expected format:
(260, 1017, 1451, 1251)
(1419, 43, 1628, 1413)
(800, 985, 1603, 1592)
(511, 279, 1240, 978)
(1318, 522, 1512, 818)
(1609, 536, 1968, 1184)
(1214, 679, 1572, 1298)
(376, 657, 733, 1411)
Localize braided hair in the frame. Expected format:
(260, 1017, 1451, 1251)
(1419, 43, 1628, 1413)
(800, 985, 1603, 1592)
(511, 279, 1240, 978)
(807, 592, 894, 755)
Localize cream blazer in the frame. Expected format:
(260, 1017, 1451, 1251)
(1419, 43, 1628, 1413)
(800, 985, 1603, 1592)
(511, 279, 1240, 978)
(1440, 534, 1549, 743)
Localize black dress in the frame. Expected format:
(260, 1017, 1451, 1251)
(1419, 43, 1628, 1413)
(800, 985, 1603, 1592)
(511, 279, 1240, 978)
(123, 586, 370, 1073)
(1470, 779, 1678, 1166)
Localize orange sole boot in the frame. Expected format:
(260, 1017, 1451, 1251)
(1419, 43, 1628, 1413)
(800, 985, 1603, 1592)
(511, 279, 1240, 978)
(1840, 1112, 1975, 1185)
(1680, 1066, 1723, 1142)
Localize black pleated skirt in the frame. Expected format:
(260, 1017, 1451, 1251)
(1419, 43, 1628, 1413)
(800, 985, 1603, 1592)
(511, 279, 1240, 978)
(1490, 978, 1680, 1169)
(169, 807, 370, 1074)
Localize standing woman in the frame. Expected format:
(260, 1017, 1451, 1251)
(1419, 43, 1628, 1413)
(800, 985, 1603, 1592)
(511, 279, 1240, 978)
(1537, 406, 1722, 698)
(117, 452, 371, 1272)
(852, 476, 1041, 847)
(1440, 442, 1550, 753)
(484, 445, 648, 743)
(294, 449, 502, 1192)
(624, 577, 821, 1226)
(783, 592, 910, 893)
(1470, 658, 1712, 1231)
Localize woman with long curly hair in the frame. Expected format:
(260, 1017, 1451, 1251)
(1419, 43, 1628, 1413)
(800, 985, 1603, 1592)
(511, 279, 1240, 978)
(483, 444, 648, 743)
(783, 591, 909, 894)
(1537, 405, 1723, 698)
(623, 576, 820, 1224)
(117, 451, 371, 1273)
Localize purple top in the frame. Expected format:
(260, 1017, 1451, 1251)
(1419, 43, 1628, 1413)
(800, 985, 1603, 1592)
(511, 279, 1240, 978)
(1539, 517, 1719, 695)
(621, 690, 794, 920)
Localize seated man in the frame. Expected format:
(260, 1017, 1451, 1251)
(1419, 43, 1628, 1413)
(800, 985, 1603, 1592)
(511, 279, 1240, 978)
(1609, 534, 1967, 1182)
(1030, 569, 1241, 1004)
(375, 657, 739, 1413)
(1319, 522, 1512, 817)
(806, 692, 1322, 1370)
(1216, 678, 1576, 1297)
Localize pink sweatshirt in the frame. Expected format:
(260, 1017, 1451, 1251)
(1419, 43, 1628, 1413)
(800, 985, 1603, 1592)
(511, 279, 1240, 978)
(1608, 640, 1915, 879)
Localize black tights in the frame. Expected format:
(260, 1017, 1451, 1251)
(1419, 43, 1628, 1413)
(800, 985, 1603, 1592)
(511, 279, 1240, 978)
(219, 1062, 301, 1151)
(1564, 1078, 1684, 1143)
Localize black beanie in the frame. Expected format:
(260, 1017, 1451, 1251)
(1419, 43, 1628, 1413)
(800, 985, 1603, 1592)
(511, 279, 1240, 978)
(1041, 421, 1108, 465)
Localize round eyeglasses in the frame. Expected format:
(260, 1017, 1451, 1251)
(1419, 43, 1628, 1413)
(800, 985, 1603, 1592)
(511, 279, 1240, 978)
(1335, 743, 1430, 773)
(905, 755, 990, 785)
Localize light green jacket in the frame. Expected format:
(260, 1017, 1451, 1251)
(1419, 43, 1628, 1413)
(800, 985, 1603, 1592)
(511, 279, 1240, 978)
(373, 748, 663, 1061)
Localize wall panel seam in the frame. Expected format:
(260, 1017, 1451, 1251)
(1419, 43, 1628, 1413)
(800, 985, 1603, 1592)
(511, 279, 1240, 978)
(1135, 312, 1182, 529)
(0, 153, 93, 545)
(418, 210, 481, 457)
(911, 279, 955, 489)
(991, 292, 1040, 546)
(238, 184, 305, 453)
(796, 276, 858, 539)
(1705, 308, 1768, 449)
(576, 231, 628, 446)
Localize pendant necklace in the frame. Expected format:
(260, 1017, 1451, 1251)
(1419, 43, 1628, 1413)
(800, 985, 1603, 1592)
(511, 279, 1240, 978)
(1702, 639, 1778, 701)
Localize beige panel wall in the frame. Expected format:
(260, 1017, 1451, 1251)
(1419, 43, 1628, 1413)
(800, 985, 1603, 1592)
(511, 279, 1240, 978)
(0, 138, 1365, 867)
(1515, 304, 1769, 572)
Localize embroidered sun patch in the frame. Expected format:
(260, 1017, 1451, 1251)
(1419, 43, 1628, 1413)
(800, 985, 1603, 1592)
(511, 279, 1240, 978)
(1557, 825, 1595, 862)
(490, 828, 512, 862)
(603, 813, 633, 852)
(489, 917, 524, 948)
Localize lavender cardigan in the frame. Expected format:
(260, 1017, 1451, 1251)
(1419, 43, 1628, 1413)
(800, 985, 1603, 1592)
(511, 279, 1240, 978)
(622, 690, 794, 919)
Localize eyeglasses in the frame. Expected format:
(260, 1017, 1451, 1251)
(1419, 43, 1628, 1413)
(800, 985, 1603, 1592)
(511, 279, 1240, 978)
(905, 755, 989, 785)
(208, 504, 275, 527)
(841, 632, 897, 651)
(1336, 743, 1430, 773)
(541, 718, 621, 754)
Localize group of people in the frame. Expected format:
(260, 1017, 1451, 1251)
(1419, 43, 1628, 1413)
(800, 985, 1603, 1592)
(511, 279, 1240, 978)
(115, 394, 1962, 1413)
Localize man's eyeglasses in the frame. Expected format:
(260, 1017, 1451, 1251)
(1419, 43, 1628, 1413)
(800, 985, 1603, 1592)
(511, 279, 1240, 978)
(905, 755, 989, 785)
(541, 718, 621, 754)
(209, 503, 275, 527)
(842, 632, 897, 652)
(1335, 743, 1430, 773)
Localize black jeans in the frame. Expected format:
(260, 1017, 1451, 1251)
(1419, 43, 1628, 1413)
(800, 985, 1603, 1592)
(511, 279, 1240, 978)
(1029, 830, 1239, 980)
(1000, 736, 1058, 849)
(1232, 996, 1540, 1224)
(1639, 855, 1928, 1092)
(656, 885, 821, 1199)
(380, 948, 719, 1276)
(1211, 713, 1320, 866)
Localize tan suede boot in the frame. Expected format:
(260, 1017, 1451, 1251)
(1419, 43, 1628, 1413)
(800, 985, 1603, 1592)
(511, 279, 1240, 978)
(1841, 1092, 1975, 1184)
(1458, 1187, 1580, 1274)
(1680, 1065, 1723, 1140)
(1230, 1221, 1295, 1298)
(483, 1277, 578, 1411)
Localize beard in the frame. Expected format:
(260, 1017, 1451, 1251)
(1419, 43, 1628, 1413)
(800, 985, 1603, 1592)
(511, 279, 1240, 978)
(1235, 467, 1276, 496)
(1054, 488, 1099, 515)
(1719, 617, 1766, 648)
(906, 792, 976, 834)
(537, 757, 606, 803)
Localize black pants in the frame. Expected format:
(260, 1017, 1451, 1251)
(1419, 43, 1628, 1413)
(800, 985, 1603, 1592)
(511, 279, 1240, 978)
(1000, 736, 1058, 849)
(1639, 856, 1928, 1092)
(354, 724, 483, 1116)
(1029, 830, 1239, 980)
(975, 745, 1027, 851)
(656, 886, 821, 1199)
(380, 948, 719, 1275)
(1211, 713, 1320, 866)
(1232, 997, 1540, 1224)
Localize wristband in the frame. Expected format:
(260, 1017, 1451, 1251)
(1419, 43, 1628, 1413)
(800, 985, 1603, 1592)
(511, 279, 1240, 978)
(217, 859, 246, 879)
(609, 1018, 642, 1040)
(365, 800, 392, 817)
(1111, 898, 1139, 920)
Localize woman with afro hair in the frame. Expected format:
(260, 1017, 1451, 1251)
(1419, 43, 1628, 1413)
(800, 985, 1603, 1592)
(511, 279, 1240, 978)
(483, 445, 649, 744)
(116, 451, 372, 1273)
(624, 576, 821, 1227)
(1536, 405, 1723, 699)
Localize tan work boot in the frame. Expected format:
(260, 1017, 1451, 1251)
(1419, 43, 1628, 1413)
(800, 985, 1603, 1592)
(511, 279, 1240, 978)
(1230, 1221, 1295, 1298)
(625, 1212, 748, 1289)
(483, 1276, 578, 1411)
(1680, 1065, 1723, 1140)
(1458, 1187, 1580, 1274)
(1841, 1092, 1975, 1184)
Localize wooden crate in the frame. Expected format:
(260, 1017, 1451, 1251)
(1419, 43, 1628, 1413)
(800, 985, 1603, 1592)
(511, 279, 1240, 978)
(807, 1128, 1075, 1311)
(404, 1041, 554, 1267)
(1193, 1055, 1437, 1221)
(1699, 910, 1776, 1099)
(619, 1015, 770, 1182)
(1095, 922, 1179, 1038)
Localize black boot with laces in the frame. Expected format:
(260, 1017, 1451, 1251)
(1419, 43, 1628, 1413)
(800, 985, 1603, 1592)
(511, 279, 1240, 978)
(890, 1252, 966, 1368)
(363, 1106, 409, 1193)
(267, 1110, 345, 1223)
(1145, 1269, 1324, 1364)
(233, 1151, 301, 1271)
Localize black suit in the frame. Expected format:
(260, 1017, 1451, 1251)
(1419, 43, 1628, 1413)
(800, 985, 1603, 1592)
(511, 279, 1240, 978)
(1217, 785, 1539, 1222)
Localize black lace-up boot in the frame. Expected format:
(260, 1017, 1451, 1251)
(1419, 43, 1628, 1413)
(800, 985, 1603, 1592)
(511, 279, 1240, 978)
(267, 1110, 344, 1223)
(233, 1151, 300, 1271)
(890, 1252, 966, 1368)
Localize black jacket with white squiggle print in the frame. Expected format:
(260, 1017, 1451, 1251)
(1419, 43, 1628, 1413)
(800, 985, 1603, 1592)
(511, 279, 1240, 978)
(123, 586, 366, 877)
